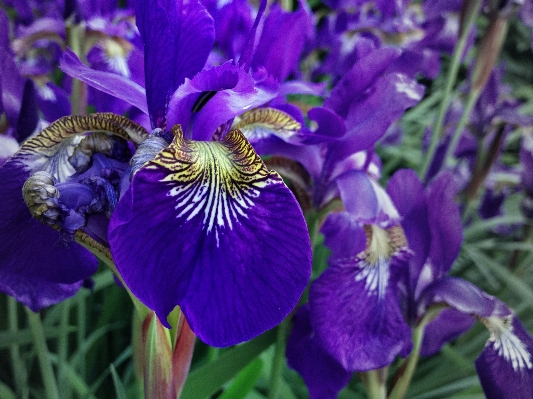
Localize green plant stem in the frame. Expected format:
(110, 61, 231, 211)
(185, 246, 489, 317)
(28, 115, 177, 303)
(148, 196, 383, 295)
(8, 298, 29, 399)
(387, 323, 425, 399)
(268, 319, 290, 399)
(66, 23, 87, 115)
(421, 0, 482, 180)
(25, 308, 60, 399)
(443, 89, 479, 170)
(363, 369, 386, 399)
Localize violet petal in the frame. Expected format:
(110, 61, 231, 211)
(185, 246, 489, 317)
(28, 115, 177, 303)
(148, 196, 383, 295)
(109, 128, 311, 346)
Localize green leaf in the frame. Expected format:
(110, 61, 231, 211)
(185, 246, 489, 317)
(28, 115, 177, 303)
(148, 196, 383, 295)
(69, 322, 125, 368)
(110, 364, 129, 399)
(463, 245, 533, 308)
(90, 347, 133, 393)
(48, 354, 97, 399)
(0, 382, 16, 399)
(410, 376, 481, 399)
(181, 329, 276, 399)
(0, 327, 76, 348)
(464, 215, 526, 241)
(218, 358, 263, 399)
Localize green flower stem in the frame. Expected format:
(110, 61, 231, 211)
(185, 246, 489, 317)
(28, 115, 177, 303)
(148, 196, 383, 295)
(442, 88, 479, 170)
(388, 308, 442, 399)
(268, 318, 291, 399)
(421, 0, 482, 180)
(387, 326, 424, 399)
(8, 298, 29, 399)
(25, 308, 60, 399)
(66, 22, 87, 115)
(362, 369, 387, 399)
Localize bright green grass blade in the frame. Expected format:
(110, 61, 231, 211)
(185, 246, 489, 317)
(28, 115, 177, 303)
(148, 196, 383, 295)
(110, 364, 129, 399)
(181, 329, 276, 399)
(218, 358, 263, 399)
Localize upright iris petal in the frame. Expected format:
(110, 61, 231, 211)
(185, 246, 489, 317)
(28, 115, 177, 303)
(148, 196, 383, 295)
(109, 126, 311, 347)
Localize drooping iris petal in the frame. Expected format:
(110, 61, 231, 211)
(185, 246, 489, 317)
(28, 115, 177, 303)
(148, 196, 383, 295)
(109, 126, 311, 347)
(0, 114, 148, 310)
(475, 316, 533, 399)
(321, 212, 366, 260)
(0, 151, 95, 311)
(135, 0, 214, 128)
(310, 216, 411, 371)
(310, 255, 412, 371)
(286, 306, 352, 399)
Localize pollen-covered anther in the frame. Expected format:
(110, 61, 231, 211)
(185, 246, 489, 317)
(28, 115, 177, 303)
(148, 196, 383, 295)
(482, 316, 533, 372)
(22, 171, 62, 225)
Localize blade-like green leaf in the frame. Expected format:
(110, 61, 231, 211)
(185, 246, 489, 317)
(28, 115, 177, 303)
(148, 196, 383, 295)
(463, 245, 533, 308)
(0, 381, 16, 399)
(181, 329, 276, 399)
(110, 364, 129, 399)
(218, 358, 263, 399)
(0, 327, 76, 348)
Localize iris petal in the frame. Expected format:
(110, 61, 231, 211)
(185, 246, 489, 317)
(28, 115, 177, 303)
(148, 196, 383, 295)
(109, 126, 311, 347)
(310, 255, 412, 371)
(0, 155, 96, 311)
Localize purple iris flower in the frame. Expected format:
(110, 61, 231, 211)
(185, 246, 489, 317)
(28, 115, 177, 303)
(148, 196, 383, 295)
(0, 113, 148, 310)
(280, 46, 424, 388)
(389, 168, 533, 397)
(62, 0, 311, 347)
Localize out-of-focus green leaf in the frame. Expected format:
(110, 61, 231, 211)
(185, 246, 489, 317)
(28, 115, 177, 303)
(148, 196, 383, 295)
(0, 326, 76, 348)
(90, 347, 133, 393)
(181, 329, 276, 399)
(463, 245, 533, 308)
(0, 382, 16, 399)
(69, 322, 125, 368)
(218, 358, 263, 399)
(464, 216, 526, 241)
(48, 354, 97, 399)
(410, 376, 481, 399)
(110, 364, 129, 399)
